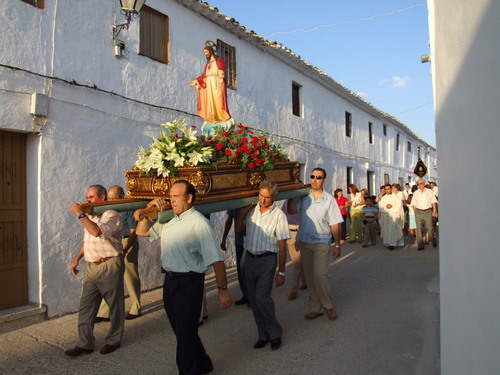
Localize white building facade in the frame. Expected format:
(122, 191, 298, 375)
(0, 0, 436, 317)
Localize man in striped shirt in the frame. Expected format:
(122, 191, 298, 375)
(238, 180, 290, 351)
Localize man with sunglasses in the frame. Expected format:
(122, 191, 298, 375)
(288, 168, 343, 320)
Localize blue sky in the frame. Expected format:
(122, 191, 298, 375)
(211, 0, 435, 146)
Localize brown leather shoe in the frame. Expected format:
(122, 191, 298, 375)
(304, 312, 324, 319)
(288, 291, 298, 300)
(64, 346, 93, 356)
(324, 308, 337, 320)
(100, 344, 120, 355)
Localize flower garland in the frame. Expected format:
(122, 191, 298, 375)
(134, 118, 288, 177)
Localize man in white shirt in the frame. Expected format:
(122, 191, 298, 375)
(411, 179, 438, 251)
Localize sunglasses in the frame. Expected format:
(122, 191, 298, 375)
(310, 175, 324, 180)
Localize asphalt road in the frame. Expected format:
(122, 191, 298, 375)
(0, 240, 440, 375)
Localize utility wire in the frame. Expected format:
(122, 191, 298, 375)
(265, 4, 426, 38)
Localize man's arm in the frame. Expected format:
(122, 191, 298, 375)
(220, 215, 233, 251)
(213, 260, 233, 309)
(432, 202, 438, 218)
(70, 244, 85, 275)
(134, 198, 168, 237)
(274, 239, 287, 287)
(287, 198, 298, 215)
(123, 229, 138, 253)
(331, 223, 341, 258)
(70, 202, 102, 237)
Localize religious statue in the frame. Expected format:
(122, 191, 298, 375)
(190, 41, 234, 136)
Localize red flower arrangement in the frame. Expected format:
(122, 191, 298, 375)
(210, 123, 288, 170)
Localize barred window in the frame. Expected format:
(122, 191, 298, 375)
(368, 122, 374, 144)
(292, 82, 302, 117)
(345, 111, 352, 138)
(140, 6, 169, 64)
(217, 40, 237, 90)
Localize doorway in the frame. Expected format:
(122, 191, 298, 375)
(0, 130, 28, 310)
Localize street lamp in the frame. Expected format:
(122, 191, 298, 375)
(113, 0, 146, 40)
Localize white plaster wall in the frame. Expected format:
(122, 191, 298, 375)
(1, 0, 437, 316)
(428, 0, 500, 373)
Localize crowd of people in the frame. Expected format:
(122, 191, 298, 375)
(64, 173, 438, 374)
(332, 179, 439, 251)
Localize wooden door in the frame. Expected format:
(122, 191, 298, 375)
(0, 131, 28, 310)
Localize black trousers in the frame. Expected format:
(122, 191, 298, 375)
(163, 272, 212, 375)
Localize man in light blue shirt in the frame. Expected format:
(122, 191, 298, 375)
(238, 180, 290, 351)
(288, 167, 343, 321)
(135, 180, 233, 374)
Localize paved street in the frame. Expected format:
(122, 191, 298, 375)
(0, 240, 440, 375)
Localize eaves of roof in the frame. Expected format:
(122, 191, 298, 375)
(174, 0, 434, 149)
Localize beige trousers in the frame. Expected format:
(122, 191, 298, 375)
(295, 241, 334, 312)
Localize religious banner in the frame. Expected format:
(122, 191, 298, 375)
(414, 158, 428, 178)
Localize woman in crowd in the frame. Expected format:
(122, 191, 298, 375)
(334, 189, 349, 241)
(348, 184, 365, 243)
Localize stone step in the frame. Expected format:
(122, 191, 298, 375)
(0, 304, 47, 334)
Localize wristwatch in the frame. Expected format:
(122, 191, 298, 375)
(217, 284, 228, 290)
(334, 245, 341, 248)
(277, 271, 285, 276)
(77, 213, 86, 219)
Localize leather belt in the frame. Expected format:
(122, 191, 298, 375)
(246, 251, 276, 258)
(164, 270, 200, 278)
(93, 256, 115, 265)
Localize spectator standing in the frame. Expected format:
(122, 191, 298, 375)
(361, 196, 379, 248)
(334, 189, 349, 241)
(348, 184, 365, 243)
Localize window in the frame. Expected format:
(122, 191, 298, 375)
(368, 122, 374, 144)
(140, 6, 169, 63)
(384, 174, 390, 184)
(396, 133, 400, 151)
(21, 0, 43, 8)
(217, 39, 237, 90)
(345, 111, 352, 138)
(292, 82, 302, 117)
(347, 166, 353, 190)
(417, 146, 421, 159)
(383, 124, 387, 136)
(407, 141, 412, 152)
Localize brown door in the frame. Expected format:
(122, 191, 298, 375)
(0, 131, 28, 310)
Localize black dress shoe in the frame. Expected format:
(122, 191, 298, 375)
(95, 317, 110, 323)
(432, 238, 438, 247)
(234, 297, 249, 305)
(100, 344, 120, 355)
(388, 246, 395, 250)
(270, 338, 282, 351)
(253, 339, 268, 349)
(125, 313, 141, 320)
(64, 346, 93, 356)
(417, 245, 425, 251)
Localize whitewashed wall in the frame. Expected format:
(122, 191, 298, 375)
(427, 0, 500, 373)
(1, 0, 436, 316)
